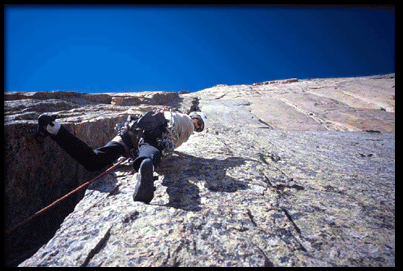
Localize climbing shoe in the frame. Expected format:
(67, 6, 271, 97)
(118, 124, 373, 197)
(37, 114, 61, 137)
(132, 158, 155, 204)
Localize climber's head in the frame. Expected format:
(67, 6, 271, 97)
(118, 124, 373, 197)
(189, 112, 208, 132)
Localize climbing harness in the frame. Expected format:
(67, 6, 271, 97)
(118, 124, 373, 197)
(6, 156, 130, 234)
(115, 109, 176, 157)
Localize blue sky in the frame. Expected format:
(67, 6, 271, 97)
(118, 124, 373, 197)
(5, 5, 395, 93)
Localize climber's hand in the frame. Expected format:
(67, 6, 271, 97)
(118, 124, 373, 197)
(37, 114, 58, 137)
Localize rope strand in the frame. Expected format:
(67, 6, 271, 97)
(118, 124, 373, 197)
(6, 156, 130, 234)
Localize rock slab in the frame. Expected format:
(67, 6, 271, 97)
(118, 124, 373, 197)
(18, 76, 394, 266)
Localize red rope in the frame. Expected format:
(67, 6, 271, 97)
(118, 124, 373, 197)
(6, 156, 130, 234)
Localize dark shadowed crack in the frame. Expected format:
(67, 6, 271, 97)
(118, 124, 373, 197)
(246, 209, 257, 227)
(281, 208, 301, 234)
(255, 246, 275, 267)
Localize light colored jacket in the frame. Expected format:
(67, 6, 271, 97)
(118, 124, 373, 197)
(163, 110, 194, 149)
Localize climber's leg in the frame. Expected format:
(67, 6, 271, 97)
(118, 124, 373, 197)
(132, 158, 155, 204)
(132, 140, 162, 172)
(50, 125, 127, 171)
(131, 140, 162, 204)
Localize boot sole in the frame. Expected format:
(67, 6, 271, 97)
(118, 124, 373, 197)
(132, 159, 154, 204)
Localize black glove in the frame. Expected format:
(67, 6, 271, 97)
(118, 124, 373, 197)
(37, 114, 58, 137)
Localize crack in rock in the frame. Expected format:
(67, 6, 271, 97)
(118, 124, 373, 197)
(80, 225, 112, 267)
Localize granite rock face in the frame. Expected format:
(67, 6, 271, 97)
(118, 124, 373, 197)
(195, 74, 395, 132)
(5, 90, 179, 266)
(6, 75, 394, 266)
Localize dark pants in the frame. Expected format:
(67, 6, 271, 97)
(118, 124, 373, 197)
(50, 125, 161, 172)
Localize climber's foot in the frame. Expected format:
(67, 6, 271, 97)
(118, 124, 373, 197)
(132, 158, 155, 204)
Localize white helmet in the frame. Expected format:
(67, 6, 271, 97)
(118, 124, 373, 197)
(189, 111, 209, 132)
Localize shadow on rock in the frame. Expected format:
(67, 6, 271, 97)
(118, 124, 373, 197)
(87, 161, 134, 193)
(156, 151, 250, 211)
(88, 170, 120, 193)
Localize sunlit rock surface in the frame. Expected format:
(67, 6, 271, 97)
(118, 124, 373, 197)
(6, 74, 394, 266)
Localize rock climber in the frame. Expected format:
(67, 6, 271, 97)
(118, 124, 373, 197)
(37, 108, 208, 204)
